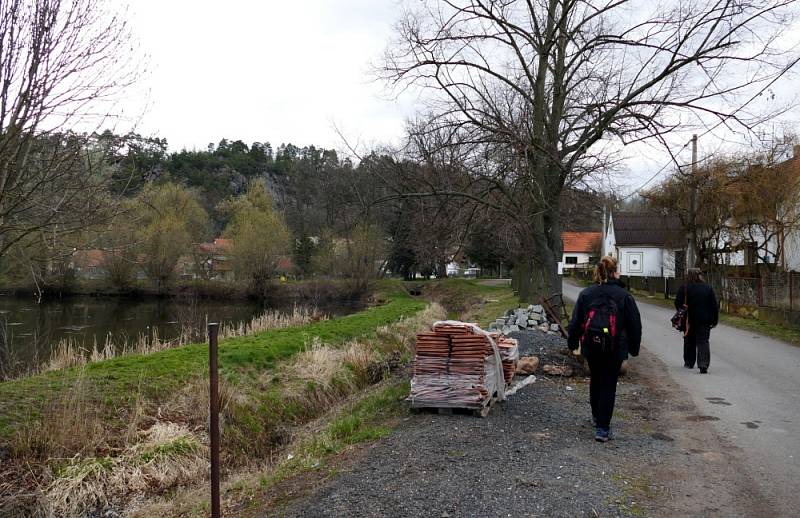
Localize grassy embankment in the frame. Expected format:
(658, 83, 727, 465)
(0, 278, 517, 516)
(414, 278, 520, 326)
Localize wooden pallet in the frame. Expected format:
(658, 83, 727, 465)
(409, 392, 498, 417)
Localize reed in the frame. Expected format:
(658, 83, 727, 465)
(27, 305, 323, 378)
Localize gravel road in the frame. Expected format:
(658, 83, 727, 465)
(274, 327, 768, 517)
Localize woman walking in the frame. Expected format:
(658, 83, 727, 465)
(675, 268, 719, 373)
(568, 256, 642, 442)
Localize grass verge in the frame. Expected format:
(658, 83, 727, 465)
(413, 278, 520, 326)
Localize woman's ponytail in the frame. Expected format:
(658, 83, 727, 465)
(592, 255, 619, 284)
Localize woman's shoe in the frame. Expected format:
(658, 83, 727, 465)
(699, 368, 708, 374)
(595, 427, 612, 442)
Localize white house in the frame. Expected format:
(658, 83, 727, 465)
(559, 231, 601, 273)
(604, 212, 685, 278)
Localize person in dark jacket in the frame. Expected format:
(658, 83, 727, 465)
(568, 256, 642, 442)
(675, 268, 719, 373)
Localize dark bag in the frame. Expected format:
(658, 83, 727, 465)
(671, 284, 689, 334)
(580, 293, 619, 355)
(671, 305, 688, 333)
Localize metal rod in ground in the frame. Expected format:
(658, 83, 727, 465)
(208, 322, 220, 518)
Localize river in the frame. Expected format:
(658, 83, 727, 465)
(0, 294, 359, 379)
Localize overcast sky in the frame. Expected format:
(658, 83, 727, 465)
(120, 0, 800, 194)
(124, 0, 414, 153)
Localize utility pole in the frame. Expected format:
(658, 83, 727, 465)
(601, 204, 607, 256)
(687, 134, 698, 272)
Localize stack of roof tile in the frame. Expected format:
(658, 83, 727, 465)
(492, 334, 519, 385)
(411, 322, 505, 410)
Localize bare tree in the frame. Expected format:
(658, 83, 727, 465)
(0, 0, 141, 264)
(645, 138, 800, 271)
(382, 0, 798, 300)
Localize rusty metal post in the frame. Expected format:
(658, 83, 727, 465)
(208, 322, 220, 518)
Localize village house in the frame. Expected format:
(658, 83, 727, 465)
(190, 238, 234, 281)
(603, 212, 685, 278)
(73, 249, 109, 280)
(719, 145, 800, 272)
(558, 231, 601, 273)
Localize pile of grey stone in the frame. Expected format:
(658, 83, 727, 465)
(487, 305, 562, 335)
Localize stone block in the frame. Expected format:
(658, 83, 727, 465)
(516, 356, 540, 374)
(543, 364, 574, 377)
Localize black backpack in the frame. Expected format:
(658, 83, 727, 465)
(580, 291, 620, 355)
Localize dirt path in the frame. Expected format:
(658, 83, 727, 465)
(259, 335, 770, 517)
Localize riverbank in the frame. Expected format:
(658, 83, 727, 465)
(0, 279, 514, 516)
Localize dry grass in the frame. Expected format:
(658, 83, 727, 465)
(11, 368, 110, 461)
(158, 374, 238, 430)
(278, 303, 445, 418)
(219, 305, 324, 339)
(45, 422, 208, 517)
(374, 302, 446, 356)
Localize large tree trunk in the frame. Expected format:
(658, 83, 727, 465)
(515, 191, 564, 305)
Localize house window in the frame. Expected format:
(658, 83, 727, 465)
(565, 256, 578, 264)
(627, 252, 644, 273)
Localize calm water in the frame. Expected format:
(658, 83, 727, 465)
(0, 295, 359, 378)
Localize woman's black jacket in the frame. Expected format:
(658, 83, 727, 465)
(675, 282, 719, 327)
(567, 279, 642, 361)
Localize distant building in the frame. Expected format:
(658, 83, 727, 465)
(559, 232, 602, 273)
(604, 212, 685, 278)
(73, 249, 109, 280)
(193, 238, 234, 281)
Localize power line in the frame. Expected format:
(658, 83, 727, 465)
(622, 51, 800, 200)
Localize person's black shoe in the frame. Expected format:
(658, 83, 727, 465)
(684, 363, 694, 369)
(595, 427, 613, 442)
(699, 368, 708, 374)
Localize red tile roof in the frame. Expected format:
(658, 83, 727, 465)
(196, 238, 233, 255)
(74, 249, 108, 269)
(562, 232, 601, 253)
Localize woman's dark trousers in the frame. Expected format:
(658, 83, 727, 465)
(585, 354, 623, 429)
(684, 325, 711, 370)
